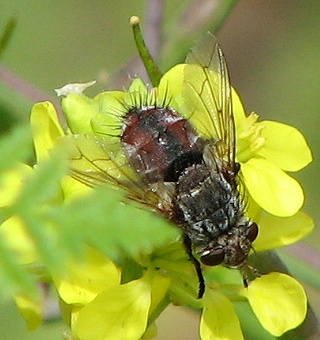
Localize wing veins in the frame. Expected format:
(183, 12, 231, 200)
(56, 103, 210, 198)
(185, 33, 235, 165)
(70, 139, 148, 198)
(192, 34, 235, 165)
(187, 79, 220, 139)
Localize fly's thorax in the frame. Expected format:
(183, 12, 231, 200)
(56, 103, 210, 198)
(203, 143, 240, 187)
(171, 162, 258, 268)
(172, 163, 244, 241)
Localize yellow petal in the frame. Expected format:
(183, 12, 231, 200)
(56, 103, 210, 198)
(158, 64, 184, 102)
(232, 88, 247, 128)
(0, 216, 37, 264)
(238, 184, 262, 222)
(30, 102, 64, 162)
(149, 274, 171, 316)
(54, 248, 120, 305)
(0, 163, 32, 207)
(200, 289, 244, 340)
(92, 91, 125, 137)
(60, 175, 93, 203)
(74, 279, 151, 340)
(254, 211, 314, 251)
(128, 78, 148, 94)
(62, 94, 98, 134)
(159, 64, 246, 130)
(241, 158, 304, 216)
(14, 295, 42, 330)
(256, 121, 312, 172)
(241, 273, 307, 336)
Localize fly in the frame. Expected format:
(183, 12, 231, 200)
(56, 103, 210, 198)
(66, 33, 259, 298)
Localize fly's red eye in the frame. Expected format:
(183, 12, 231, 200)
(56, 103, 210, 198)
(247, 222, 259, 242)
(200, 247, 225, 266)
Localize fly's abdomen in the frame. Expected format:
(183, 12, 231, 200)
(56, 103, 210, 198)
(121, 107, 203, 183)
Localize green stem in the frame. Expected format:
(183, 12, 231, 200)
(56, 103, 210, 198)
(147, 294, 171, 328)
(278, 249, 320, 291)
(250, 250, 320, 339)
(130, 16, 162, 87)
(0, 17, 17, 58)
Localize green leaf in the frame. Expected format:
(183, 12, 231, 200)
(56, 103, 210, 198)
(13, 146, 67, 212)
(12, 147, 70, 274)
(22, 214, 66, 274)
(50, 187, 179, 263)
(0, 142, 69, 298)
(0, 124, 40, 299)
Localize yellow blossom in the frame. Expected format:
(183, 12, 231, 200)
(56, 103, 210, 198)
(22, 60, 313, 339)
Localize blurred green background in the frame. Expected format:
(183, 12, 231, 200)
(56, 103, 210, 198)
(0, 1, 319, 339)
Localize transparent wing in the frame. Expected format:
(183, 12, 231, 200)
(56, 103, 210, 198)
(184, 32, 236, 169)
(63, 134, 169, 210)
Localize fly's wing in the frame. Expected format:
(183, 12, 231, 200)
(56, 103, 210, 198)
(63, 134, 169, 210)
(184, 32, 236, 171)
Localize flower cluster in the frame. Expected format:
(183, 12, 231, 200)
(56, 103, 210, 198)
(1, 61, 313, 339)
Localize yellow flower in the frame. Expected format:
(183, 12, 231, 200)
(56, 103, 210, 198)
(23, 58, 313, 339)
(240, 272, 307, 337)
(236, 113, 311, 217)
(53, 247, 170, 340)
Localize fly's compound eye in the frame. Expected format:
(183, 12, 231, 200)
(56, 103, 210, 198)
(247, 222, 259, 242)
(200, 247, 225, 266)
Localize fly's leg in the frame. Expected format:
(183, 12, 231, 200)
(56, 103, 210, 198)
(183, 234, 205, 298)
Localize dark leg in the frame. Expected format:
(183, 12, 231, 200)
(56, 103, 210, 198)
(240, 263, 261, 288)
(183, 234, 205, 298)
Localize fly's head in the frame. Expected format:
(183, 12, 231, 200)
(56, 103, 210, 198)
(199, 220, 258, 268)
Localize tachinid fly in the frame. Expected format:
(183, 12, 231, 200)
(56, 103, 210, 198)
(68, 33, 258, 298)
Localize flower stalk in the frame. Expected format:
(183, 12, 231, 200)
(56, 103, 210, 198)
(130, 15, 162, 86)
